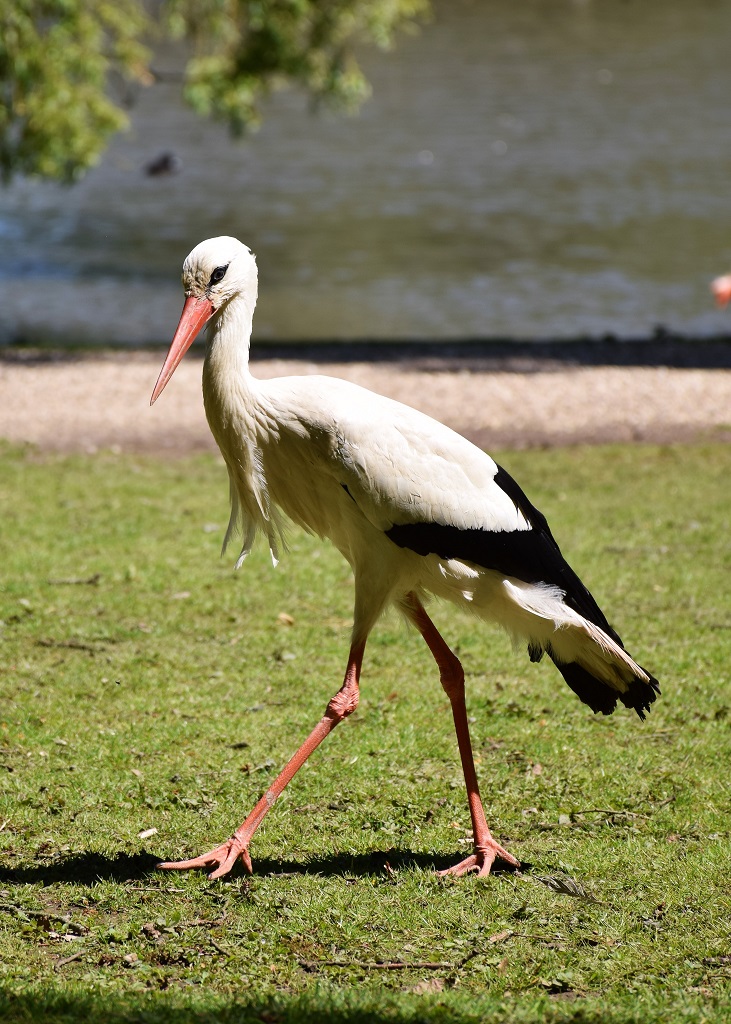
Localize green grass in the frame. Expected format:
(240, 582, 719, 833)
(0, 440, 729, 1023)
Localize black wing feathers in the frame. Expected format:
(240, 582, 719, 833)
(386, 462, 622, 646)
(491, 465, 623, 645)
(384, 461, 660, 720)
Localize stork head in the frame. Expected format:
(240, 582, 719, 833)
(151, 236, 257, 404)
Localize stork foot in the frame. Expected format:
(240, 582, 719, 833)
(438, 840, 520, 878)
(157, 836, 252, 880)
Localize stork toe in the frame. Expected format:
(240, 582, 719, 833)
(157, 836, 253, 878)
(438, 840, 520, 878)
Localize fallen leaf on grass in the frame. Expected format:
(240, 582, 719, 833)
(408, 978, 444, 995)
(532, 875, 605, 904)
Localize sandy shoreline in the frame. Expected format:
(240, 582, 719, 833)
(2, 348, 730, 454)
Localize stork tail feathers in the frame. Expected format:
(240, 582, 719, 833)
(500, 578, 659, 719)
(550, 655, 660, 720)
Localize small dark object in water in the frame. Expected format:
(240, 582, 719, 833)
(144, 152, 182, 177)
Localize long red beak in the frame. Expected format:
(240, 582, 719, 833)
(150, 295, 215, 405)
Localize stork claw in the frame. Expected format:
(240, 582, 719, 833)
(438, 840, 520, 878)
(157, 836, 252, 879)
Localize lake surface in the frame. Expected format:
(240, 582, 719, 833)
(2, 0, 731, 346)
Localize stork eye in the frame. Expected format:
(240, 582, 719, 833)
(209, 265, 228, 285)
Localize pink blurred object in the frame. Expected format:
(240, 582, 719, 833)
(711, 274, 731, 309)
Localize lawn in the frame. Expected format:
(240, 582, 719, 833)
(0, 440, 729, 1023)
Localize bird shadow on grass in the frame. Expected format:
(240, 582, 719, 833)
(0, 847, 525, 886)
(253, 847, 526, 879)
(0, 851, 161, 886)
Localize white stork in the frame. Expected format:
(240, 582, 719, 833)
(150, 236, 659, 880)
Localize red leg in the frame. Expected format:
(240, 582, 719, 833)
(402, 593, 520, 877)
(158, 639, 365, 879)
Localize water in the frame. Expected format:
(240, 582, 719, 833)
(2, 0, 731, 346)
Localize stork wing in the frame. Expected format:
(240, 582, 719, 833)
(274, 375, 619, 640)
(279, 377, 529, 532)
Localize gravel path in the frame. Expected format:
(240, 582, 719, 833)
(2, 349, 730, 454)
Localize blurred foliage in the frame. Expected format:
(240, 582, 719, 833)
(168, 0, 430, 133)
(0, 0, 430, 184)
(0, 0, 152, 183)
